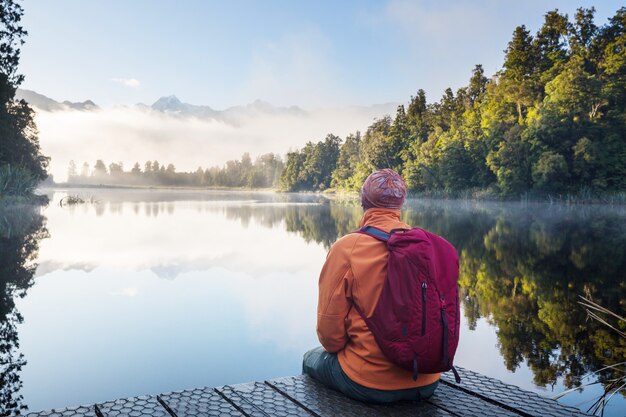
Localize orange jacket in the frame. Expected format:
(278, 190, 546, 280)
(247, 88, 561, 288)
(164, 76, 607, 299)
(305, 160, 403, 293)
(317, 208, 441, 390)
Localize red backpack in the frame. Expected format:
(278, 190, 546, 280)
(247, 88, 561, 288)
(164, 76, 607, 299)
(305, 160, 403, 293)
(353, 226, 461, 383)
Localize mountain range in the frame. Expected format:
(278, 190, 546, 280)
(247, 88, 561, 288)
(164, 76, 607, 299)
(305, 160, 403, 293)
(15, 89, 398, 124)
(16, 89, 99, 111)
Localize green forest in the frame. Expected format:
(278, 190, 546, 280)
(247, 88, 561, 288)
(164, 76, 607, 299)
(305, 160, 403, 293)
(281, 7, 626, 197)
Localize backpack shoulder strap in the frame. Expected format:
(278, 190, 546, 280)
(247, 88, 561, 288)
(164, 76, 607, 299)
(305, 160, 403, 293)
(354, 225, 391, 242)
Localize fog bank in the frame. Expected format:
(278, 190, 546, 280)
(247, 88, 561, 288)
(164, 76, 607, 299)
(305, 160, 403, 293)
(34, 103, 397, 182)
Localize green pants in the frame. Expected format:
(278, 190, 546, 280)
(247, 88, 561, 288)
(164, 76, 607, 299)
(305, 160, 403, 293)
(302, 346, 439, 404)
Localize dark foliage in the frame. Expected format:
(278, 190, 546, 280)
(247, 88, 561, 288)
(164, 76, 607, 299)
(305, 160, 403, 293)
(0, 0, 49, 196)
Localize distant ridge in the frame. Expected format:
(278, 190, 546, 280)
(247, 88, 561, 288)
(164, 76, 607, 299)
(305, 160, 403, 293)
(17, 88, 400, 125)
(144, 95, 306, 121)
(16, 89, 99, 111)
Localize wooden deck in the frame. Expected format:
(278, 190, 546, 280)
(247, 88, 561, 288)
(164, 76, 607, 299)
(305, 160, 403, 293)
(25, 367, 591, 417)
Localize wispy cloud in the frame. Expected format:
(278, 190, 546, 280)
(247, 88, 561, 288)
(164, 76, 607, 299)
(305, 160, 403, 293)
(112, 78, 141, 88)
(111, 287, 139, 297)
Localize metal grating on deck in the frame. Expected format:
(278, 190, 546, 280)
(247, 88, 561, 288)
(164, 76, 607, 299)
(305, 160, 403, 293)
(440, 367, 591, 417)
(217, 381, 314, 417)
(158, 387, 244, 417)
(24, 367, 593, 417)
(95, 395, 169, 417)
(24, 405, 97, 417)
(267, 375, 452, 417)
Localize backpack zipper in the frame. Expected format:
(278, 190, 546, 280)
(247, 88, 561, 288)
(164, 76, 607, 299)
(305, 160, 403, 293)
(421, 282, 427, 336)
(440, 296, 449, 367)
(454, 289, 459, 338)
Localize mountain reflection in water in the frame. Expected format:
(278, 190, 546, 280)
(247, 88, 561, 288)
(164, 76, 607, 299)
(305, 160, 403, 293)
(2, 189, 624, 416)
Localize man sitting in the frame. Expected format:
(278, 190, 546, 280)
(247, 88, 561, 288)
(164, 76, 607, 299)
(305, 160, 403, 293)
(302, 169, 440, 403)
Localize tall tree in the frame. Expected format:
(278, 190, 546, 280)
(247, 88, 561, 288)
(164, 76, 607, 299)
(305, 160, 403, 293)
(570, 7, 598, 59)
(0, 0, 48, 185)
(468, 65, 488, 105)
(80, 162, 90, 177)
(67, 160, 77, 178)
(93, 159, 107, 177)
(534, 10, 570, 79)
(501, 25, 538, 122)
(331, 132, 361, 190)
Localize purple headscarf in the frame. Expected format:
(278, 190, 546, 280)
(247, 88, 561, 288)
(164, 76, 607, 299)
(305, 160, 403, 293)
(360, 169, 407, 210)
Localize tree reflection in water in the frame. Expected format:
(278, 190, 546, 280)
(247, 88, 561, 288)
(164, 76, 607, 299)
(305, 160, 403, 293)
(252, 199, 625, 394)
(446, 205, 625, 392)
(407, 202, 625, 394)
(0, 203, 48, 415)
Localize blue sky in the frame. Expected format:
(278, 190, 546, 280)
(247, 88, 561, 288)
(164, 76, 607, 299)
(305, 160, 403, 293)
(20, 0, 623, 109)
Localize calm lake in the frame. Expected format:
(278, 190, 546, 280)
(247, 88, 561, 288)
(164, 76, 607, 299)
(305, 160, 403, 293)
(2, 189, 624, 416)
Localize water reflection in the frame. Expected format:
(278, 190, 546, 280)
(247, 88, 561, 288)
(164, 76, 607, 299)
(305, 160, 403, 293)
(12, 190, 626, 415)
(0, 202, 48, 414)
(403, 202, 625, 394)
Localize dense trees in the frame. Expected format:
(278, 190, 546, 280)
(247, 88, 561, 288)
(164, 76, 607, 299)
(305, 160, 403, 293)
(331, 132, 362, 190)
(0, 0, 48, 196)
(279, 134, 340, 191)
(281, 7, 626, 196)
(68, 153, 284, 189)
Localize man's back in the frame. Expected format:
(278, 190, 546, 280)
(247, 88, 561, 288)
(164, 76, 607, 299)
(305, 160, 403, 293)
(317, 207, 441, 390)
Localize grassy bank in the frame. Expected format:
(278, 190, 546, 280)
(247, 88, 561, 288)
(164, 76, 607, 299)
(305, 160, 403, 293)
(0, 165, 38, 195)
(322, 186, 626, 205)
(406, 188, 626, 205)
(0, 165, 49, 205)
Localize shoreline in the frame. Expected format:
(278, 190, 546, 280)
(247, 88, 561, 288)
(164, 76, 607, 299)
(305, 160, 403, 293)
(41, 182, 626, 206)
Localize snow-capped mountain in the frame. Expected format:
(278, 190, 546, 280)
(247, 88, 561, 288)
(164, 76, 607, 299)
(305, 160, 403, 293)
(150, 95, 217, 118)
(17, 89, 399, 126)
